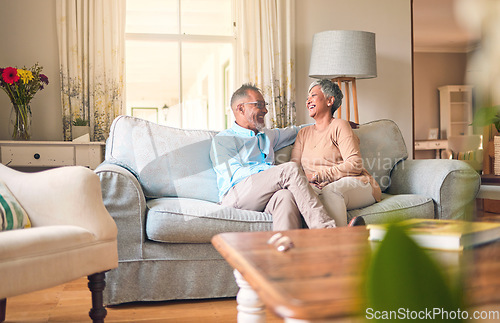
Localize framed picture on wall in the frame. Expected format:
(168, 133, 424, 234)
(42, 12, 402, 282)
(428, 128, 439, 140)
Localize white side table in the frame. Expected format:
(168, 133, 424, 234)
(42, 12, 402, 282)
(414, 139, 448, 159)
(0, 140, 105, 170)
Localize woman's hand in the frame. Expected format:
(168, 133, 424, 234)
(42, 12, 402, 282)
(306, 172, 324, 189)
(316, 181, 329, 189)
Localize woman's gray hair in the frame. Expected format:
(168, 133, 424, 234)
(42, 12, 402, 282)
(309, 79, 343, 116)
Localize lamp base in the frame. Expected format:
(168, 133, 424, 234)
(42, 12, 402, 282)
(332, 77, 359, 124)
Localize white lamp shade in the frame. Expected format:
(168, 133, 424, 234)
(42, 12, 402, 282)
(309, 30, 377, 79)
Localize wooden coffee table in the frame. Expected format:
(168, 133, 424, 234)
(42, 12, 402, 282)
(212, 227, 500, 322)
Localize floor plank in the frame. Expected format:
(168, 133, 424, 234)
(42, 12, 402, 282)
(4, 277, 283, 322)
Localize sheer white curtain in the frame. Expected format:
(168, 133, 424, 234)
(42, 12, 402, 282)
(56, 0, 125, 141)
(236, 0, 296, 128)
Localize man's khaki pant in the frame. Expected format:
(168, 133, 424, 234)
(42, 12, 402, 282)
(221, 162, 336, 230)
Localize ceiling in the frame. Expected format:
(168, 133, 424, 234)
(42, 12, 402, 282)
(413, 0, 480, 53)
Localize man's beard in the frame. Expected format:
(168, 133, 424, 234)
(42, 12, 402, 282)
(247, 113, 265, 132)
(255, 121, 265, 131)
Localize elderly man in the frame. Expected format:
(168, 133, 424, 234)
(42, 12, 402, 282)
(210, 83, 336, 230)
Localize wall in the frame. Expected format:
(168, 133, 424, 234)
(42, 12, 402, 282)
(413, 52, 467, 159)
(0, 0, 61, 141)
(295, 0, 413, 156)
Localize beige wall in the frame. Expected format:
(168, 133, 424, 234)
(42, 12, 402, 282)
(0, 0, 62, 141)
(295, 0, 413, 156)
(413, 52, 467, 158)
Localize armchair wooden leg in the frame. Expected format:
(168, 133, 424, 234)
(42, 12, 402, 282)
(88, 272, 108, 323)
(0, 298, 5, 323)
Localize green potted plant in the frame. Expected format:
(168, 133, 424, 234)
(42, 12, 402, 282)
(366, 223, 465, 322)
(472, 105, 500, 131)
(72, 117, 90, 140)
(472, 105, 500, 174)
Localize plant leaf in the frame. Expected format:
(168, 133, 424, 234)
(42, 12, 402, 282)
(472, 106, 500, 128)
(365, 225, 462, 322)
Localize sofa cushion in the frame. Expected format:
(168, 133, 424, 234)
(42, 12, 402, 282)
(353, 119, 408, 191)
(0, 180, 31, 231)
(274, 145, 293, 165)
(146, 197, 273, 243)
(106, 116, 220, 202)
(347, 193, 434, 224)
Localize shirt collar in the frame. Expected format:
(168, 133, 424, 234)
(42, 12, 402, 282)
(231, 122, 264, 137)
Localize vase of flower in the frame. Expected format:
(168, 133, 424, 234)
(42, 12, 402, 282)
(9, 103, 32, 140)
(0, 64, 49, 140)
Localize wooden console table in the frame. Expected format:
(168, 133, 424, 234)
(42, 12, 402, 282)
(0, 140, 105, 170)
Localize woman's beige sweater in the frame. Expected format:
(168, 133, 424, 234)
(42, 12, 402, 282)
(291, 118, 381, 202)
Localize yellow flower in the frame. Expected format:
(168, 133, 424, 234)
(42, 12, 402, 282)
(17, 69, 34, 84)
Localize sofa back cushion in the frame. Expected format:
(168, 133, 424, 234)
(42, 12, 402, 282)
(353, 119, 408, 191)
(106, 116, 220, 202)
(106, 117, 407, 202)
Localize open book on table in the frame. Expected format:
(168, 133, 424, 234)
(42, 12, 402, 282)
(367, 219, 500, 251)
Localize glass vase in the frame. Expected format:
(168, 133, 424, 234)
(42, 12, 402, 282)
(9, 103, 32, 140)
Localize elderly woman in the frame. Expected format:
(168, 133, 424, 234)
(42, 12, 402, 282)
(291, 79, 381, 226)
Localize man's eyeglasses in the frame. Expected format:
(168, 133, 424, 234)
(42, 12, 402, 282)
(241, 101, 269, 110)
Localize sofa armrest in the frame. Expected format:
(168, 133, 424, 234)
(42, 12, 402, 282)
(386, 159, 480, 220)
(0, 164, 117, 242)
(95, 163, 147, 260)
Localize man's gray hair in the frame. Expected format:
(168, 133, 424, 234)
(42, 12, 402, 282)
(230, 83, 262, 108)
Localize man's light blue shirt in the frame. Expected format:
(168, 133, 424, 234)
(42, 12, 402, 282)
(210, 122, 300, 200)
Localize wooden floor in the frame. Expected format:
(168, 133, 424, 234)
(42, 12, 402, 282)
(5, 209, 499, 322)
(4, 277, 283, 322)
(475, 204, 500, 222)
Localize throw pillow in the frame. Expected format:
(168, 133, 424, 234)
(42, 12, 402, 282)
(353, 119, 408, 191)
(0, 180, 31, 231)
(453, 150, 477, 161)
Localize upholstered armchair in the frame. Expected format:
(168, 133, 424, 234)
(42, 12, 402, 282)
(0, 164, 118, 323)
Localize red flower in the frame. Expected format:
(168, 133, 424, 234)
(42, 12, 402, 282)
(39, 74, 49, 85)
(2, 67, 19, 84)
(39, 73, 49, 89)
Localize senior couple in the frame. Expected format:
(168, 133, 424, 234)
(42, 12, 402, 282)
(210, 80, 381, 230)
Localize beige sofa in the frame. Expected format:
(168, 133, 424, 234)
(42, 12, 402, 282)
(95, 116, 480, 305)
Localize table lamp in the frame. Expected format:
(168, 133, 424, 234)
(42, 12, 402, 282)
(309, 30, 377, 123)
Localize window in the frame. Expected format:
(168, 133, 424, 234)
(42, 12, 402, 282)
(126, 0, 235, 130)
